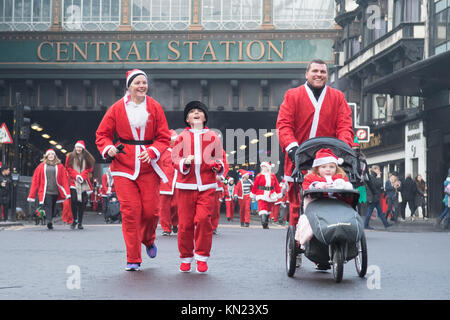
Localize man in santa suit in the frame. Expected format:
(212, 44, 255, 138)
(223, 177, 236, 221)
(234, 169, 253, 227)
(96, 69, 170, 272)
(270, 180, 287, 223)
(159, 129, 179, 236)
(250, 162, 282, 229)
(172, 100, 227, 273)
(276, 59, 356, 228)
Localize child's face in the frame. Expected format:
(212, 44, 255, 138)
(186, 108, 206, 127)
(317, 162, 337, 177)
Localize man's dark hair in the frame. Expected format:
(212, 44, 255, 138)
(306, 59, 328, 71)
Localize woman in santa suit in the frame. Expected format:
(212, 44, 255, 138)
(250, 162, 282, 229)
(65, 140, 95, 230)
(96, 69, 170, 272)
(27, 149, 70, 230)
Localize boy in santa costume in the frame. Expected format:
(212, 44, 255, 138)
(172, 100, 227, 273)
(234, 169, 253, 227)
(250, 162, 282, 229)
(65, 140, 95, 230)
(159, 129, 179, 236)
(96, 69, 170, 271)
(224, 177, 236, 221)
(276, 59, 356, 228)
(28, 149, 71, 229)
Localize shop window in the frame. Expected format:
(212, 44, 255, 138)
(273, 0, 335, 29)
(202, 0, 261, 30)
(132, 0, 189, 30)
(0, 0, 51, 31)
(62, 0, 120, 31)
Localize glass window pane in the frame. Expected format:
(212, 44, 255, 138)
(132, 0, 189, 31)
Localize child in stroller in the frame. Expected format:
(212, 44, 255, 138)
(295, 148, 354, 249)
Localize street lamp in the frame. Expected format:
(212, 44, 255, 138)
(375, 94, 387, 118)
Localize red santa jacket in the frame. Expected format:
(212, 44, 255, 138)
(95, 94, 170, 181)
(250, 172, 282, 202)
(302, 173, 350, 190)
(276, 84, 355, 181)
(27, 163, 71, 204)
(159, 147, 178, 195)
(100, 173, 115, 196)
(173, 127, 226, 192)
(65, 154, 94, 193)
(233, 178, 253, 199)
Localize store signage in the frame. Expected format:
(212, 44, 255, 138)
(348, 103, 370, 143)
(0, 33, 334, 69)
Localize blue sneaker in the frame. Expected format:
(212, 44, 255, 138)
(146, 243, 157, 258)
(125, 263, 140, 271)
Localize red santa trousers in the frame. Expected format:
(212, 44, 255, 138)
(226, 200, 235, 220)
(271, 204, 280, 221)
(238, 195, 251, 224)
(287, 182, 301, 226)
(177, 188, 215, 261)
(258, 200, 274, 215)
(212, 192, 221, 231)
(114, 172, 160, 264)
(159, 191, 178, 233)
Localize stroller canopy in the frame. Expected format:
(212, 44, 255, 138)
(293, 137, 364, 186)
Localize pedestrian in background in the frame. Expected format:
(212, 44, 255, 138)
(27, 149, 71, 229)
(159, 129, 179, 236)
(234, 169, 253, 227)
(96, 69, 171, 272)
(399, 174, 417, 221)
(385, 172, 400, 222)
(0, 165, 12, 222)
(364, 165, 392, 229)
(437, 169, 450, 229)
(224, 177, 236, 221)
(414, 174, 427, 220)
(66, 140, 95, 230)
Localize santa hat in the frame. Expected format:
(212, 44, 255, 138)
(169, 129, 178, 141)
(312, 148, 344, 167)
(75, 140, 85, 149)
(45, 149, 56, 156)
(126, 69, 147, 88)
(184, 100, 208, 125)
(238, 169, 251, 178)
(260, 161, 275, 169)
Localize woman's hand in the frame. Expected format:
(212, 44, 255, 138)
(107, 147, 118, 158)
(139, 148, 157, 163)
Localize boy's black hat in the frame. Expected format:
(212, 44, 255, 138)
(184, 100, 208, 126)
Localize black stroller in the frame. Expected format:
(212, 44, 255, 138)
(285, 137, 368, 283)
(104, 193, 121, 223)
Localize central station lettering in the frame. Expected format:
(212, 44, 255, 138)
(37, 40, 285, 62)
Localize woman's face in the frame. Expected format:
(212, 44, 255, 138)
(128, 75, 148, 100)
(47, 152, 55, 161)
(318, 162, 337, 177)
(75, 146, 83, 155)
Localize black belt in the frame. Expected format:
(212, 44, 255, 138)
(258, 186, 273, 191)
(119, 138, 154, 145)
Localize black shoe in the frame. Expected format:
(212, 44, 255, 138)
(213, 229, 217, 235)
(385, 223, 393, 228)
(244, 223, 249, 227)
(70, 222, 76, 230)
(241, 222, 245, 227)
(172, 226, 178, 234)
(47, 222, 53, 230)
(77, 224, 84, 230)
(162, 231, 170, 236)
(315, 263, 331, 271)
(227, 217, 231, 222)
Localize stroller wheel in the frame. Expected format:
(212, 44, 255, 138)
(332, 244, 344, 283)
(285, 226, 298, 277)
(355, 234, 368, 278)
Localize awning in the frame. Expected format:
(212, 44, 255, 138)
(364, 50, 450, 97)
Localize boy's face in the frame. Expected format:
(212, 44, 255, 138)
(318, 162, 337, 177)
(186, 108, 205, 127)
